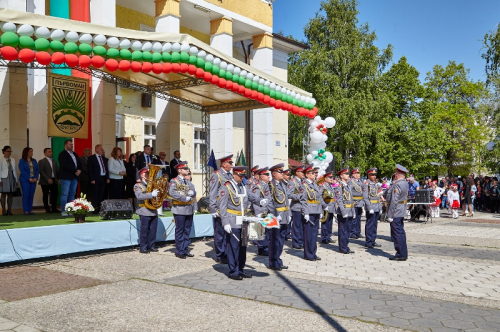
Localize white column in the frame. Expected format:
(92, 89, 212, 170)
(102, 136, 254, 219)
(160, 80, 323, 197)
(210, 17, 233, 158)
(251, 39, 274, 167)
(90, 0, 116, 27)
(0, 0, 27, 11)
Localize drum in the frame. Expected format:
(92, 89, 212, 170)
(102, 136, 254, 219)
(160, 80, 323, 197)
(247, 222, 266, 241)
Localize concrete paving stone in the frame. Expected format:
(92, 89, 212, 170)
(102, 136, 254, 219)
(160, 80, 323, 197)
(378, 317, 411, 329)
(429, 307, 462, 315)
(440, 302, 473, 310)
(13, 326, 39, 332)
(221, 289, 247, 297)
(403, 306, 432, 314)
(370, 294, 398, 301)
(396, 294, 423, 302)
(441, 319, 478, 330)
(244, 289, 270, 296)
(466, 329, 499, 332)
(355, 316, 379, 323)
(373, 305, 402, 313)
(451, 313, 485, 322)
(462, 291, 489, 298)
(0, 319, 9, 323)
(329, 288, 357, 294)
(385, 300, 415, 308)
(419, 312, 453, 321)
(459, 307, 494, 317)
(332, 309, 362, 318)
(0, 322, 19, 330)
(484, 315, 500, 323)
(409, 318, 444, 328)
(344, 293, 373, 301)
(392, 311, 422, 320)
(473, 321, 500, 330)
(429, 328, 464, 332)
(412, 301, 444, 309)
(345, 304, 378, 311)
(360, 310, 392, 319)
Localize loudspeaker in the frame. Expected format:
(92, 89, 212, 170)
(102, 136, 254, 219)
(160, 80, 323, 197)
(141, 93, 152, 108)
(99, 199, 134, 220)
(326, 154, 336, 174)
(415, 189, 433, 204)
(197, 196, 210, 213)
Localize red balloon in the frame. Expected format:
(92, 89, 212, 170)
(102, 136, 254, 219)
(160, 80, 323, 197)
(308, 112, 315, 119)
(288, 103, 293, 112)
(217, 78, 226, 88)
(238, 85, 246, 95)
(211, 75, 219, 85)
(105, 58, 118, 72)
(195, 68, 204, 78)
(91, 55, 105, 68)
(1, 46, 18, 61)
(225, 80, 233, 90)
(280, 102, 287, 110)
(118, 60, 131, 72)
(203, 72, 212, 82)
(188, 65, 197, 75)
(64, 54, 79, 67)
(275, 100, 283, 109)
(269, 98, 276, 107)
(312, 107, 318, 115)
(298, 108, 306, 116)
(171, 63, 180, 73)
(52, 52, 65, 65)
(244, 88, 252, 98)
(35, 51, 51, 65)
(263, 95, 270, 105)
(179, 63, 189, 73)
(257, 93, 265, 102)
(152, 63, 163, 74)
(163, 63, 173, 74)
(142, 62, 152, 73)
(131, 61, 142, 73)
(18, 49, 35, 64)
(230, 83, 239, 92)
(291, 107, 299, 115)
(79, 55, 91, 67)
(251, 91, 258, 100)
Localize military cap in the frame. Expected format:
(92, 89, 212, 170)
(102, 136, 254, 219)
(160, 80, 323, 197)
(219, 154, 233, 163)
(292, 164, 306, 172)
(283, 168, 292, 175)
(232, 166, 248, 175)
(250, 165, 260, 173)
(351, 167, 360, 174)
(270, 163, 284, 172)
(367, 167, 378, 175)
(323, 171, 334, 177)
(337, 167, 349, 176)
(175, 161, 189, 169)
(256, 167, 270, 175)
(395, 164, 409, 174)
(138, 167, 149, 175)
(304, 164, 318, 173)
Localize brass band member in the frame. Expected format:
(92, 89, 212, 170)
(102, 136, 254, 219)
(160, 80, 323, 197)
(319, 171, 335, 244)
(300, 164, 322, 261)
(335, 167, 355, 254)
(348, 167, 365, 239)
(288, 165, 306, 249)
(134, 167, 159, 254)
(363, 168, 382, 248)
(269, 163, 290, 270)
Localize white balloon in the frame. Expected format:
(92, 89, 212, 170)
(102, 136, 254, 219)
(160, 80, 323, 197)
(205, 54, 214, 63)
(119, 38, 131, 49)
(276, 86, 282, 92)
(197, 50, 206, 58)
(189, 46, 198, 55)
(35, 26, 51, 39)
(213, 57, 221, 66)
(172, 42, 181, 52)
(247, 72, 254, 80)
(180, 43, 190, 52)
(311, 131, 323, 143)
(153, 42, 163, 53)
(291, 91, 296, 98)
(220, 61, 228, 69)
(319, 120, 325, 126)
(324, 152, 333, 163)
(106, 36, 120, 48)
(240, 70, 248, 77)
(17, 24, 34, 36)
(2, 22, 16, 33)
(233, 67, 241, 75)
(311, 150, 318, 156)
(253, 75, 260, 82)
(93, 34, 107, 46)
(227, 64, 235, 72)
(51, 29, 65, 41)
(264, 80, 270, 87)
(318, 142, 327, 149)
(310, 121, 318, 128)
(314, 116, 322, 122)
(306, 154, 313, 162)
(324, 117, 336, 128)
(142, 41, 152, 51)
(322, 135, 328, 142)
(131, 40, 142, 51)
(305, 97, 311, 104)
(270, 83, 276, 90)
(163, 42, 173, 52)
(312, 98, 317, 105)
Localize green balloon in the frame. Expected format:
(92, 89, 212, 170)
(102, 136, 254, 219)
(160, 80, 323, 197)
(93, 45, 106, 56)
(225, 72, 233, 81)
(119, 49, 132, 59)
(78, 43, 93, 55)
(35, 38, 50, 51)
(251, 82, 258, 90)
(257, 84, 264, 93)
(211, 65, 219, 75)
(1, 32, 19, 47)
(188, 55, 197, 65)
(307, 103, 314, 110)
(303, 103, 310, 109)
(19, 36, 35, 49)
(132, 51, 143, 61)
(263, 87, 270, 95)
(232, 74, 239, 83)
(270, 90, 276, 98)
(219, 69, 226, 78)
(180, 52, 190, 63)
(281, 94, 287, 102)
(106, 48, 119, 58)
(238, 76, 246, 85)
(292, 98, 298, 106)
(245, 80, 252, 89)
(204, 62, 213, 72)
(49, 40, 64, 52)
(275, 91, 282, 100)
(152, 52, 162, 63)
(64, 42, 78, 54)
(162, 52, 172, 62)
(171, 52, 181, 63)
(142, 52, 152, 62)
(196, 57, 204, 68)
(298, 100, 304, 107)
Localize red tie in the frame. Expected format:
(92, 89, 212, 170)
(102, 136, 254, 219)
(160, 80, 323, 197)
(98, 155, 105, 174)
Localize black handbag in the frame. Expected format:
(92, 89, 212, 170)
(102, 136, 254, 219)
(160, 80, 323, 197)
(13, 182, 22, 197)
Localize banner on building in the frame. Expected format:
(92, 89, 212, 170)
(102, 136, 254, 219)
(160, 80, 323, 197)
(47, 74, 89, 138)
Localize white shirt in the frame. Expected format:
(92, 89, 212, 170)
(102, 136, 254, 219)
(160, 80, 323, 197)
(67, 150, 77, 167)
(108, 157, 125, 179)
(144, 154, 151, 164)
(47, 157, 54, 178)
(95, 154, 106, 176)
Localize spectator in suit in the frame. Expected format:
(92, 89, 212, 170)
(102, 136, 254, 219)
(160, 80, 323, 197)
(125, 154, 137, 205)
(154, 151, 170, 178)
(0, 146, 17, 215)
(58, 140, 82, 216)
(38, 148, 60, 213)
(79, 148, 92, 199)
(136, 145, 153, 174)
(88, 144, 110, 214)
(170, 150, 181, 179)
(18, 147, 40, 215)
(108, 147, 126, 199)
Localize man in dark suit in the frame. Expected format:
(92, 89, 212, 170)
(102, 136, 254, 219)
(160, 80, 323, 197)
(153, 151, 170, 178)
(79, 148, 92, 200)
(38, 148, 60, 213)
(136, 145, 153, 173)
(88, 144, 110, 214)
(170, 150, 181, 179)
(58, 140, 82, 217)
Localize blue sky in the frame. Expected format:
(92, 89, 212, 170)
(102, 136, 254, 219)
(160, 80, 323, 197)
(273, 0, 500, 82)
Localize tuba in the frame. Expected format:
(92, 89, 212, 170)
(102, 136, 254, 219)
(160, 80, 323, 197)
(144, 164, 169, 209)
(320, 187, 335, 223)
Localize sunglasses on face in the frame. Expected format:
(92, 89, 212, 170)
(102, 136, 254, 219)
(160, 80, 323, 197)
(326, 176, 333, 178)
(179, 167, 189, 170)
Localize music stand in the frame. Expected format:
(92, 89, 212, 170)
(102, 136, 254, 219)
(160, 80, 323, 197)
(407, 189, 434, 223)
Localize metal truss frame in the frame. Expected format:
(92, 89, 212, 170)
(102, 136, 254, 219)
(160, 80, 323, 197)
(151, 77, 208, 91)
(203, 100, 265, 113)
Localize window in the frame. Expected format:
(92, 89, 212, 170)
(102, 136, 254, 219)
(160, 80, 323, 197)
(144, 121, 156, 151)
(115, 114, 122, 138)
(193, 126, 207, 171)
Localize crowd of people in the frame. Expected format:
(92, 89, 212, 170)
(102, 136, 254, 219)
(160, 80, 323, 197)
(0, 142, 182, 216)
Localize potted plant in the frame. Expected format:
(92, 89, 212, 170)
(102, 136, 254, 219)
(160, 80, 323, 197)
(64, 194, 94, 223)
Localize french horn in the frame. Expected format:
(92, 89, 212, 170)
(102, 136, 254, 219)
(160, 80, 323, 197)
(144, 164, 169, 209)
(320, 187, 335, 223)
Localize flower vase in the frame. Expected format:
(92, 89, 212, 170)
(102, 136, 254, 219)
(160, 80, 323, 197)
(74, 214, 86, 223)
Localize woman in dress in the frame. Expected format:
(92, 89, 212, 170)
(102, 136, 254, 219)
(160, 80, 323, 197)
(447, 184, 461, 219)
(108, 147, 127, 199)
(0, 146, 17, 215)
(474, 179, 482, 211)
(461, 176, 474, 217)
(430, 182, 445, 218)
(18, 147, 39, 215)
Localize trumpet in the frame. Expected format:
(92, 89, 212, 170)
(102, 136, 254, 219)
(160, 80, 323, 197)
(320, 188, 335, 223)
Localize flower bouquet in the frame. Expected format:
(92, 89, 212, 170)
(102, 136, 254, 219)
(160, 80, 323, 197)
(65, 194, 94, 223)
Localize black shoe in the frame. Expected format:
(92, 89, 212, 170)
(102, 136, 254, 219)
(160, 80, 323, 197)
(349, 236, 358, 239)
(293, 246, 303, 249)
(389, 256, 407, 261)
(228, 274, 243, 280)
(341, 251, 350, 254)
(373, 243, 381, 247)
(52, 209, 61, 213)
(305, 258, 316, 261)
(240, 272, 252, 278)
(357, 235, 365, 238)
(364, 244, 374, 248)
(268, 266, 282, 271)
(185, 253, 194, 257)
(320, 240, 329, 244)
(347, 249, 355, 254)
(149, 248, 159, 252)
(8, 212, 13, 215)
(45, 210, 52, 214)
(221, 258, 228, 264)
(175, 254, 187, 259)
(280, 265, 288, 269)
(315, 257, 321, 260)
(139, 250, 150, 254)
(258, 250, 269, 256)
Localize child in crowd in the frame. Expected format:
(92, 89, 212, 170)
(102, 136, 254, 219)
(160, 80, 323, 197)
(447, 184, 460, 219)
(430, 181, 445, 218)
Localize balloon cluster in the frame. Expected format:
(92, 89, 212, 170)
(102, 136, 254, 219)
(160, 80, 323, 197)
(306, 116, 336, 176)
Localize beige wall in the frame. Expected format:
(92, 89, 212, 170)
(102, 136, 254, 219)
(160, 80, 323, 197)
(203, 0, 273, 27)
(273, 58, 289, 165)
(116, 87, 156, 119)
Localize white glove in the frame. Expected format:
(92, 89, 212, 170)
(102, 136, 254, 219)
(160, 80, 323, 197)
(343, 215, 348, 218)
(289, 216, 292, 222)
(325, 208, 329, 213)
(277, 215, 282, 221)
(304, 214, 310, 221)
(187, 190, 194, 196)
(151, 189, 159, 197)
(369, 209, 374, 214)
(224, 225, 232, 233)
(260, 199, 268, 207)
(211, 212, 219, 218)
(183, 196, 192, 202)
(379, 211, 382, 215)
(387, 218, 393, 222)
(319, 214, 323, 219)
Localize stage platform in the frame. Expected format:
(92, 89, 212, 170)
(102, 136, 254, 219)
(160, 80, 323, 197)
(0, 214, 214, 264)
